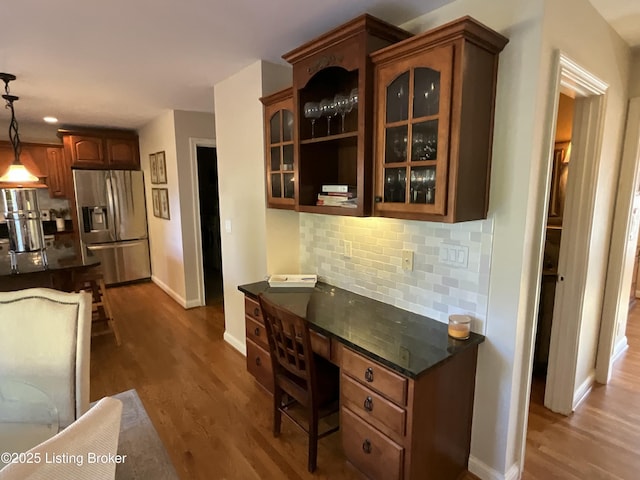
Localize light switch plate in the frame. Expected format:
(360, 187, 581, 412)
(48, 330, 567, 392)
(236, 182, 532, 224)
(344, 240, 352, 258)
(439, 243, 469, 268)
(402, 249, 414, 271)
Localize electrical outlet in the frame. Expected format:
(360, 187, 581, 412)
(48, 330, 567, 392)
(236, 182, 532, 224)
(402, 249, 414, 271)
(344, 240, 352, 258)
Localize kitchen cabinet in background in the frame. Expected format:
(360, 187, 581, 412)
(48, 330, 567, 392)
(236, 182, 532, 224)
(59, 128, 140, 170)
(46, 146, 70, 198)
(0, 142, 70, 197)
(371, 16, 508, 222)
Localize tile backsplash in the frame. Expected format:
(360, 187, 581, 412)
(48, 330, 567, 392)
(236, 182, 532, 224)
(300, 214, 494, 334)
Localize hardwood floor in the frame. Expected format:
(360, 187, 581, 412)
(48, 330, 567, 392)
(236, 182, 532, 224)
(523, 306, 640, 479)
(91, 281, 364, 480)
(94, 281, 640, 480)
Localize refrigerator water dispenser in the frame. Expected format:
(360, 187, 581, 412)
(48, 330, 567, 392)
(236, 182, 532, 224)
(82, 206, 109, 233)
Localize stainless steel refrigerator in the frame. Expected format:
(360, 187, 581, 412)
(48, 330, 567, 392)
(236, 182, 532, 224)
(73, 169, 151, 285)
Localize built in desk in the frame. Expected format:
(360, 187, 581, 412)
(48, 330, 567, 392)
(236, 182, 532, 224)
(238, 281, 484, 480)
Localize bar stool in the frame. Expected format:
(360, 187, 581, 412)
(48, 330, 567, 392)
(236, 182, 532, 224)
(72, 268, 121, 346)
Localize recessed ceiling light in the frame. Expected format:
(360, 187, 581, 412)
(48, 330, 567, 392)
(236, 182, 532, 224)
(43, 116, 58, 124)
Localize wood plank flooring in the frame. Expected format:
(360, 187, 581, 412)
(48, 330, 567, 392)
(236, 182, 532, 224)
(522, 306, 640, 479)
(92, 281, 639, 479)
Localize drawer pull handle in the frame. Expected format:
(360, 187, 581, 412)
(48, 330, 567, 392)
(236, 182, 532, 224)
(364, 367, 374, 383)
(254, 327, 260, 336)
(255, 356, 262, 366)
(364, 396, 373, 412)
(362, 439, 372, 454)
(253, 307, 260, 317)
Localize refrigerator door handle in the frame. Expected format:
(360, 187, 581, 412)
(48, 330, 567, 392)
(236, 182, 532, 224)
(107, 173, 121, 240)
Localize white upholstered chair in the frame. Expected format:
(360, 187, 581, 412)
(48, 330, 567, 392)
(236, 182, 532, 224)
(0, 396, 123, 480)
(0, 287, 92, 428)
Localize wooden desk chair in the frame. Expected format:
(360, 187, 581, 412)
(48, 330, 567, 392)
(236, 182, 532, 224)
(258, 294, 339, 473)
(72, 267, 121, 346)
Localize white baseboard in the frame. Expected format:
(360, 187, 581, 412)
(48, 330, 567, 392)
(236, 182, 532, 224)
(224, 331, 246, 356)
(151, 275, 188, 308)
(184, 298, 204, 309)
(468, 456, 520, 480)
(612, 336, 629, 364)
(572, 371, 595, 410)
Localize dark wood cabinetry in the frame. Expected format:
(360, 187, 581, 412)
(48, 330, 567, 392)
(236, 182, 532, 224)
(240, 288, 480, 480)
(261, 15, 507, 223)
(45, 146, 69, 198)
(59, 128, 140, 170)
(282, 15, 411, 217)
(371, 16, 508, 222)
(0, 142, 70, 197)
(260, 87, 295, 209)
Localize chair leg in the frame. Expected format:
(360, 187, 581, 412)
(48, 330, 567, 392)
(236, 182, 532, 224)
(273, 387, 282, 438)
(308, 407, 319, 473)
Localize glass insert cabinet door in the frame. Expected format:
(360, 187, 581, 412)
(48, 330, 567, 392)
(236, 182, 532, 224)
(375, 45, 453, 216)
(263, 96, 295, 208)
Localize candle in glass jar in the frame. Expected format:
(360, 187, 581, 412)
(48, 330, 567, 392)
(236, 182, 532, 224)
(448, 314, 471, 340)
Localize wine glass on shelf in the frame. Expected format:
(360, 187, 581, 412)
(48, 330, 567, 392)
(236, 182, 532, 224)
(334, 93, 351, 133)
(303, 102, 321, 138)
(319, 98, 337, 136)
(349, 88, 359, 111)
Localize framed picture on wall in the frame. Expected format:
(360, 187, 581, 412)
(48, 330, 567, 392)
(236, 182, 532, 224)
(156, 151, 167, 184)
(151, 188, 161, 217)
(159, 188, 170, 220)
(150, 153, 158, 184)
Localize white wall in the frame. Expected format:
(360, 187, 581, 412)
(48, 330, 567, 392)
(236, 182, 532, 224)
(173, 110, 216, 306)
(403, 1, 546, 477)
(215, 60, 294, 354)
(139, 110, 215, 308)
(138, 111, 185, 304)
(630, 49, 640, 98)
(540, 0, 629, 408)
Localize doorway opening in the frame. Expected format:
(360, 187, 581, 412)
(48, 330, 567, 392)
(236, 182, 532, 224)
(531, 93, 575, 403)
(197, 146, 223, 305)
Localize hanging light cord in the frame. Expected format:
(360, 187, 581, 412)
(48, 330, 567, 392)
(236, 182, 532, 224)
(2, 76, 22, 165)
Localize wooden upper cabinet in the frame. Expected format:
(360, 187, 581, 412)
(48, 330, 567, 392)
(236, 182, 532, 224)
(59, 128, 140, 170)
(283, 14, 411, 217)
(260, 87, 295, 209)
(371, 17, 508, 222)
(67, 135, 105, 168)
(106, 137, 140, 169)
(46, 146, 69, 198)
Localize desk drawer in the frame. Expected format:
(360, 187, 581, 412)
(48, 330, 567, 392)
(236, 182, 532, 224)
(342, 348, 407, 406)
(341, 373, 406, 439)
(342, 407, 404, 480)
(246, 339, 273, 393)
(244, 297, 263, 324)
(246, 316, 268, 350)
(310, 330, 331, 360)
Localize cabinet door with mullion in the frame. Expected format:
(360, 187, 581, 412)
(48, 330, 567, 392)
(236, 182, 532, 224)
(261, 88, 295, 209)
(375, 45, 453, 218)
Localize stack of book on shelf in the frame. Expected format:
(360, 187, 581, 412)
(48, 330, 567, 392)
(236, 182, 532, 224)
(316, 185, 357, 208)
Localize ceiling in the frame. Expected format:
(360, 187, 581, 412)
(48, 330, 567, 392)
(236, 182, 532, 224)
(0, 0, 637, 132)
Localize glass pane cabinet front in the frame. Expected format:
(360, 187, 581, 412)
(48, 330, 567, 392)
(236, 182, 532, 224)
(380, 64, 446, 210)
(268, 108, 295, 201)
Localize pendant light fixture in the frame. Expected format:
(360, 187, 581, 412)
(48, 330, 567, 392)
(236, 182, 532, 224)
(0, 73, 40, 185)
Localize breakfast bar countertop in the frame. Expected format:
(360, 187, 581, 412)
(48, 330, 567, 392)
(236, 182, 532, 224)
(238, 280, 484, 379)
(0, 239, 99, 277)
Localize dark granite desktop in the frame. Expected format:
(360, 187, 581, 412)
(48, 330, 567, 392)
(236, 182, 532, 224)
(238, 281, 484, 379)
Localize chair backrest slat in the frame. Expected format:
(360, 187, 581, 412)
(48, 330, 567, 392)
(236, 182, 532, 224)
(258, 294, 315, 386)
